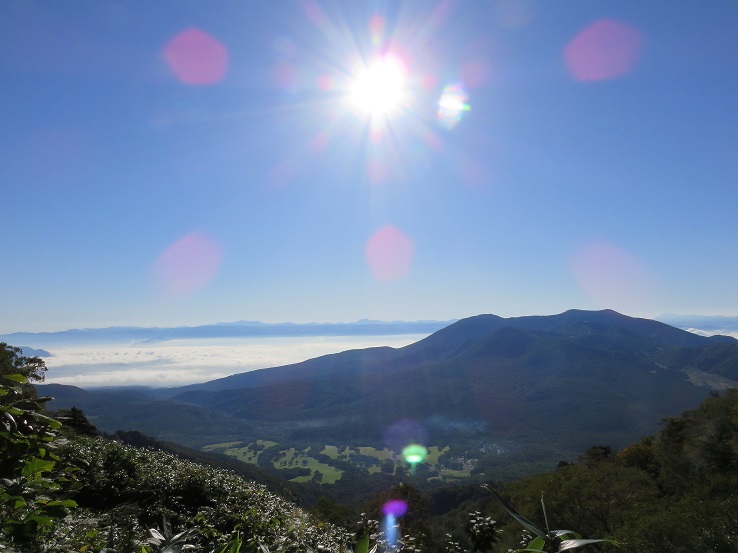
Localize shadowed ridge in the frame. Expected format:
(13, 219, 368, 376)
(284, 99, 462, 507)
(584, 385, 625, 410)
(165, 345, 398, 397)
(554, 309, 732, 348)
(398, 314, 507, 360)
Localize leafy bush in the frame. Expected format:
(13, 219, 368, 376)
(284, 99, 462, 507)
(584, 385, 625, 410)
(49, 434, 350, 551)
(1, 344, 77, 546)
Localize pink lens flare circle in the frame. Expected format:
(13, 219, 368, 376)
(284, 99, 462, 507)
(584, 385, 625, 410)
(365, 225, 414, 281)
(153, 231, 224, 297)
(564, 19, 643, 82)
(164, 28, 229, 85)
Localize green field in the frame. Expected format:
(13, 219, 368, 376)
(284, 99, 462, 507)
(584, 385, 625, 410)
(273, 447, 343, 484)
(201, 441, 242, 452)
(358, 446, 394, 460)
(202, 440, 464, 485)
(320, 445, 339, 459)
(202, 439, 278, 464)
(425, 446, 450, 465)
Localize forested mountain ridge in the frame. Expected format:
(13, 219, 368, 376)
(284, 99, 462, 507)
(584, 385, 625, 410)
(44, 310, 738, 468)
(168, 308, 735, 395)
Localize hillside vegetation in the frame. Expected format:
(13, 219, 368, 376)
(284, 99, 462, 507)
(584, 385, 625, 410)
(1, 343, 346, 552)
(429, 390, 738, 552)
(4, 338, 738, 552)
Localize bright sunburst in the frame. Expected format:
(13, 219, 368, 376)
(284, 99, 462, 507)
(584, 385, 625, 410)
(348, 54, 408, 118)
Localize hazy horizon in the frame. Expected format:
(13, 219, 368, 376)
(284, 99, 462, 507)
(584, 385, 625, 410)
(37, 334, 429, 388)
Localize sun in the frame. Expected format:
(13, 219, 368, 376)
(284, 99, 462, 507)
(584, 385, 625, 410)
(348, 54, 408, 118)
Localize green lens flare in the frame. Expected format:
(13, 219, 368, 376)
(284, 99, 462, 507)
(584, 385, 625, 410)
(402, 444, 428, 464)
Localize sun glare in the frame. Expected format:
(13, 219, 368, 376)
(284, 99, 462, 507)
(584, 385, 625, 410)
(349, 54, 408, 117)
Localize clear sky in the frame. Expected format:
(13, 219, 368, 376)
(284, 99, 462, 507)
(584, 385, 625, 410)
(2, 1, 737, 333)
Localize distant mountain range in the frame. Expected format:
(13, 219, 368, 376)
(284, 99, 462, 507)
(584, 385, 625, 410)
(2, 319, 454, 347)
(41, 310, 738, 462)
(656, 314, 738, 332)
(6, 314, 736, 349)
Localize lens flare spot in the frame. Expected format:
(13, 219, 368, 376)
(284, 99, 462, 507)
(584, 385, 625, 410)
(460, 58, 490, 88)
(370, 125, 384, 144)
(310, 132, 329, 153)
(421, 73, 439, 91)
(365, 225, 414, 281)
(369, 14, 386, 47)
(383, 499, 409, 517)
(367, 159, 390, 183)
(570, 239, 655, 312)
(301, 0, 330, 28)
(164, 28, 229, 85)
(437, 84, 470, 129)
(402, 444, 428, 465)
(383, 419, 429, 453)
(153, 231, 224, 298)
(271, 62, 299, 90)
(317, 74, 333, 91)
(564, 20, 643, 82)
(422, 129, 444, 153)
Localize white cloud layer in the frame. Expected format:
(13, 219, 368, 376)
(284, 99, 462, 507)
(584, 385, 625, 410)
(686, 328, 738, 340)
(43, 335, 427, 388)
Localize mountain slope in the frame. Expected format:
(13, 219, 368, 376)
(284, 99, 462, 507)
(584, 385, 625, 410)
(43, 310, 738, 454)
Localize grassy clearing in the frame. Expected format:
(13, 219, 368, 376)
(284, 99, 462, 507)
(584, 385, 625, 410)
(425, 446, 450, 466)
(273, 448, 343, 484)
(203, 440, 277, 464)
(358, 446, 394, 460)
(440, 468, 470, 478)
(202, 441, 242, 452)
(320, 445, 339, 459)
(225, 446, 258, 464)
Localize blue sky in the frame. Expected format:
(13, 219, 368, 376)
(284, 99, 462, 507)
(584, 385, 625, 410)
(2, 1, 737, 333)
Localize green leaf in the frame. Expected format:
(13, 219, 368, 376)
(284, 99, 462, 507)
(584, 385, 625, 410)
(26, 514, 54, 527)
(541, 496, 551, 535)
(2, 411, 17, 432)
(21, 458, 56, 476)
(2, 374, 27, 384)
(33, 413, 62, 429)
(355, 532, 370, 553)
(558, 539, 619, 551)
(552, 530, 581, 540)
(484, 486, 547, 538)
(46, 499, 77, 508)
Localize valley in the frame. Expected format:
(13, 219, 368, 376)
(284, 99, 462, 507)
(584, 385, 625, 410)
(42, 310, 737, 485)
(7, 309, 738, 551)
(201, 440, 467, 485)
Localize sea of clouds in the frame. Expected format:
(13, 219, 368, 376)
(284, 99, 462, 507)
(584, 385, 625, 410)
(42, 335, 427, 388)
(687, 328, 738, 340)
